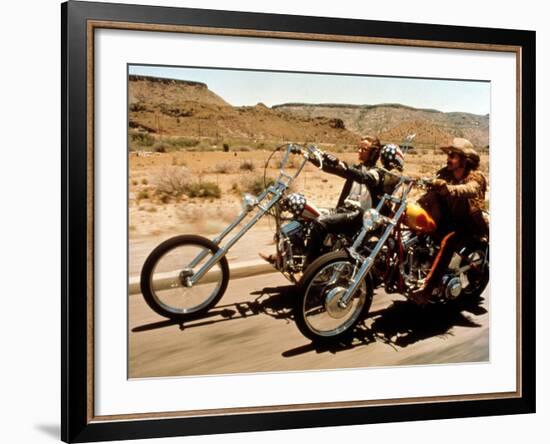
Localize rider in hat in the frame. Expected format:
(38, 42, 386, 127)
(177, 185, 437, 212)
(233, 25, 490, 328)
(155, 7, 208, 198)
(412, 137, 488, 305)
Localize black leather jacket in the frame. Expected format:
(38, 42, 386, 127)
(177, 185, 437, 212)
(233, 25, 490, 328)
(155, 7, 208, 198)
(317, 155, 400, 208)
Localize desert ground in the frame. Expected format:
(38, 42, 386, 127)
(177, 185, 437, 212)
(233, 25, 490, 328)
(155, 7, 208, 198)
(128, 148, 489, 239)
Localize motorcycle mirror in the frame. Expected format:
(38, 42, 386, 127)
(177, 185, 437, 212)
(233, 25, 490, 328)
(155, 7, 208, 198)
(401, 133, 416, 155)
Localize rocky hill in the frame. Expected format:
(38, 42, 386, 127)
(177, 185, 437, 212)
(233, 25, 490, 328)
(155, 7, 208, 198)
(273, 103, 489, 149)
(128, 75, 489, 150)
(128, 76, 359, 145)
(129, 75, 230, 107)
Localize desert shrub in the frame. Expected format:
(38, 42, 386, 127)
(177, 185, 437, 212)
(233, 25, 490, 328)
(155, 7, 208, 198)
(153, 142, 169, 153)
(181, 138, 200, 148)
(144, 137, 202, 152)
(213, 162, 233, 174)
(154, 167, 221, 200)
(185, 145, 220, 152)
(231, 182, 241, 194)
(137, 189, 150, 200)
(165, 137, 200, 149)
(141, 178, 148, 185)
(129, 131, 155, 147)
(239, 159, 256, 171)
(223, 143, 230, 152)
(154, 166, 190, 199)
(184, 182, 221, 199)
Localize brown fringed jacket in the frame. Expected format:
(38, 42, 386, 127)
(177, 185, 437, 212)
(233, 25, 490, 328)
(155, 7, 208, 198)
(422, 166, 488, 235)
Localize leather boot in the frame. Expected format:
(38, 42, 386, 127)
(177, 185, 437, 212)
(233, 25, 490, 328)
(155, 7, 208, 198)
(410, 284, 432, 306)
(259, 252, 277, 265)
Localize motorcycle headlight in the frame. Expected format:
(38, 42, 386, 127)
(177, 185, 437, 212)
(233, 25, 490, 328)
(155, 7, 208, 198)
(363, 208, 382, 230)
(242, 193, 258, 212)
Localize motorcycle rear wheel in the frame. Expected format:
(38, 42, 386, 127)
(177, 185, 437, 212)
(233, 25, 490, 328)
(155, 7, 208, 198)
(140, 235, 230, 321)
(294, 251, 373, 345)
(459, 241, 489, 299)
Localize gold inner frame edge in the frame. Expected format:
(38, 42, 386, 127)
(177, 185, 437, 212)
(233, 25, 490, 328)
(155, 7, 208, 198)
(85, 19, 523, 423)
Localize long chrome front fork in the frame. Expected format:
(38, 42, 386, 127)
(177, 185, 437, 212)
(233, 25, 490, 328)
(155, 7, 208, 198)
(339, 202, 407, 307)
(186, 186, 284, 286)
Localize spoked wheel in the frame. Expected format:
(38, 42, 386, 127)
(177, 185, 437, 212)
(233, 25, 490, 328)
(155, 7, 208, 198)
(140, 235, 229, 321)
(459, 242, 489, 299)
(294, 251, 373, 345)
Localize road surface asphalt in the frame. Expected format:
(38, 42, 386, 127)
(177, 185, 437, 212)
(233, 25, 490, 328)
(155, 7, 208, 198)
(129, 272, 489, 378)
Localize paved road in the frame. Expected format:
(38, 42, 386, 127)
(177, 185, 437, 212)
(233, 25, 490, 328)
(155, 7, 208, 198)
(129, 273, 489, 378)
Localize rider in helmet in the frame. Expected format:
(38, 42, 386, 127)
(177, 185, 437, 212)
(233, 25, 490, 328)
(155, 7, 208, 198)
(316, 138, 402, 207)
(380, 143, 405, 171)
(260, 136, 403, 267)
(299, 137, 403, 266)
(317, 140, 403, 207)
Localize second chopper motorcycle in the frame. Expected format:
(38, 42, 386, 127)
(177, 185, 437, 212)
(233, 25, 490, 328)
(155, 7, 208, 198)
(293, 169, 490, 345)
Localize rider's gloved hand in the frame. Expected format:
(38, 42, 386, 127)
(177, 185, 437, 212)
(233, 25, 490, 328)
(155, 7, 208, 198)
(323, 152, 339, 167)
(432, 178, 450, 195)
(289, 145, 303, 155)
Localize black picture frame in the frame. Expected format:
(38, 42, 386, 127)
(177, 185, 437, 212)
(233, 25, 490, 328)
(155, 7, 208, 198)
(61, 1, 536, 442)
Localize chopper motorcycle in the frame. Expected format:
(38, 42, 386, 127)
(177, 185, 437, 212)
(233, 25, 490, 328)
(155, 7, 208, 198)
(139, 143, 361, 321)
(293, 170, 490, 345)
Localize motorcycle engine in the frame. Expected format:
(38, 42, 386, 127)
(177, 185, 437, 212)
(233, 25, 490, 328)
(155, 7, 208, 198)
(278, 220, 307, 272)
(281, 220, 305, 246)
(402, 234, 436, 289)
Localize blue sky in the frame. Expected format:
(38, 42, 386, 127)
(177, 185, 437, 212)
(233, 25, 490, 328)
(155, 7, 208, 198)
(129, 64, 490, 115)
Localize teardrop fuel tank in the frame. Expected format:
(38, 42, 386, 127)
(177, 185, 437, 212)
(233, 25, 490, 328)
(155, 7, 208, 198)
(403, 203, 437, 233)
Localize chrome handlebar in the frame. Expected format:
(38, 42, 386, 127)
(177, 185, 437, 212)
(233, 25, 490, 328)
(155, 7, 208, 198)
(288, 143, 324, 170)
(378, 167, 435, 188)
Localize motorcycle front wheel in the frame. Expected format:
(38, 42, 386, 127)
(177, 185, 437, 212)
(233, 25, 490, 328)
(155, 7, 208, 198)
(140, 235, 230, 321)
(294, 251, 373, 345)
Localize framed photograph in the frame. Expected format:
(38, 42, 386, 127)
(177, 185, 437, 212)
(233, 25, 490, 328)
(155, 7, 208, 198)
(62, 1, 535, 442)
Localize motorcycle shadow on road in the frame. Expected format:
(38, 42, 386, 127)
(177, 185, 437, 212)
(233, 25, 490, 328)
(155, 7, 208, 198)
(132, 285, 297, 333)
(132, 286, 488, 359)
(283, 293, 488, 357)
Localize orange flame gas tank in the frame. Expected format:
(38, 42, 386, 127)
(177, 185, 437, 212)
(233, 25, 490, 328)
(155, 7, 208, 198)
(403, 203, 437, 233)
